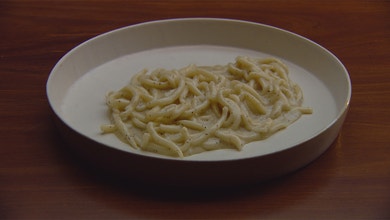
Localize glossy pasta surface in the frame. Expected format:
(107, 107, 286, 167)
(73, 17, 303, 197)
(101, 56, 312, 157)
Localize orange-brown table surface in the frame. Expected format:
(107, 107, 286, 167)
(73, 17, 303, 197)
(1, 1, 389, 219)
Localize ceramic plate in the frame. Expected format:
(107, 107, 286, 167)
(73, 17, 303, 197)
(47, 18, 351, 186)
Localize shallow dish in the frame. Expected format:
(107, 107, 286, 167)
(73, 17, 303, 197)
(47, 18, 351, 186)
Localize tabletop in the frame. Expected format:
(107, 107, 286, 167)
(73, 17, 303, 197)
(1, 0, 389, 219)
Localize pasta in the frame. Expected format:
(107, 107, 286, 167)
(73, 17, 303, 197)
(101, 56, 312, 157)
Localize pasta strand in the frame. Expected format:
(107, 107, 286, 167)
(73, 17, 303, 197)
(101, 56, 312, 157)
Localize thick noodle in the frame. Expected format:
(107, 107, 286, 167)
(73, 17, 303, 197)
(101, 56, 312, 157)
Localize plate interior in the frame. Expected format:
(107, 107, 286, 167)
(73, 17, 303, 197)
(60, 45, 337, 161)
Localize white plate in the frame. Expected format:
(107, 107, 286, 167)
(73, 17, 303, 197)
(47, 18, 351, 186)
